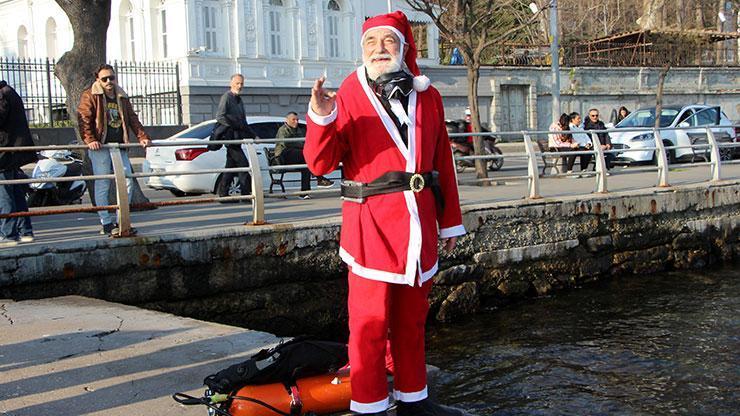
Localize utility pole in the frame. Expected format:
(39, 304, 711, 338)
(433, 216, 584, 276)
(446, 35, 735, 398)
(388, 0, 392, 13)
(550, 0, 560, 123)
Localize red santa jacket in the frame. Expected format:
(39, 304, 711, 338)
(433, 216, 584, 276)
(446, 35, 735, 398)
(304, 67, 465, 286)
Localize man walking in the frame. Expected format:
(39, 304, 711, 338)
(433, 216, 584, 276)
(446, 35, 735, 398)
(215, 74, 254, 199)
(275, 111, 333, 198)
(304, 11, 466, 416)
(0, 80, 37, 247)
(77, 64, 151, 236)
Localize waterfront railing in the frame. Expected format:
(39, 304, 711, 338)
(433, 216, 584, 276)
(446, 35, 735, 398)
(0, 125, 738, 236)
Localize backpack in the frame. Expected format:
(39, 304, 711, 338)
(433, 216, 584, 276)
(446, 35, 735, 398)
(203, 337, 348, 394)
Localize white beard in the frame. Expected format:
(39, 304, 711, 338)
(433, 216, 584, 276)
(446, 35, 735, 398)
(363, 53, 402, 80)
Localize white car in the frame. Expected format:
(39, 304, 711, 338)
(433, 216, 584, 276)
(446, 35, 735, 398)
(609, 105, 737, 164)
(143, 116, 339, 196)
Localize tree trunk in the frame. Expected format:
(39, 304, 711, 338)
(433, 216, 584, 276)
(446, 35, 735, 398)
(676, 0, 685, 29)
(465, 62, 489, 182)
(654, 66, 670, 130)
(638, 0, 666, 30)
(695, 0, 705, 28)
(53, 0, 152, 208)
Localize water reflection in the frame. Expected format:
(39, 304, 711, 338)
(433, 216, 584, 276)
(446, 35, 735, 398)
(427, 269, 740, 415)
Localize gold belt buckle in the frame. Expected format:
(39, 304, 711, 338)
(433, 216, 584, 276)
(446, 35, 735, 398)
(409, 173, 425, 193)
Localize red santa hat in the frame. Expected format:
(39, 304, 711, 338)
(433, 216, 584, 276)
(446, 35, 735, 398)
(361, 10, 431, 92)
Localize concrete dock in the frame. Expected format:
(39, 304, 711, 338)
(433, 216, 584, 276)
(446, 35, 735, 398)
(0, 296, 280, 416)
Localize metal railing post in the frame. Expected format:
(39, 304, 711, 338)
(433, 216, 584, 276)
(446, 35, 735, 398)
(653, 128, 670, 187)
(522, 132, 541, 199)
(45, 58, 54, 127)
(705, 127, 722, 181)
(590, 132, 608, 193)
(109, 145, 133, 236)
(244, 141, 265, 225)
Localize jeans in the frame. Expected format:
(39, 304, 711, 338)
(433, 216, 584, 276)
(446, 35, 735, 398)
(88, 148, 133, 226)
(0, 169, 33, 240)
(219, 145, 252, 196)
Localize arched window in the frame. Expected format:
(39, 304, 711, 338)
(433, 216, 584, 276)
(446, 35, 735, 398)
(325, 1, 341, 58)
(267, 0, 286, 57)
(45, 18, 57, 58)
(17, 26, 28, 58)
(119, 0, 136, 60)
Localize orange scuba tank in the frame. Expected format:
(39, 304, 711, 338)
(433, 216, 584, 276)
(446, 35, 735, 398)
(228, 369, 352, 416)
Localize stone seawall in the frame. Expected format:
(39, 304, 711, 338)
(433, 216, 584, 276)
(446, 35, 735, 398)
(2, 181, 738, 338)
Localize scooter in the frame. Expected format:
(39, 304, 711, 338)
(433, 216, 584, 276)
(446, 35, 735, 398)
(446, 119, 504, 173)
(27, 150, 87, 207)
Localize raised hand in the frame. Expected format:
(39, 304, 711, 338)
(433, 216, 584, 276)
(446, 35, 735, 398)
(310, 77, 337, 117)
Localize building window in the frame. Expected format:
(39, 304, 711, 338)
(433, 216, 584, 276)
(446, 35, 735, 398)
(410, 22, 428, 59)
(119, 0, 136, 60)
(45, 18, 57, 58)
(267, 0, 285, 57)
(204, 6, 218, 52)
(160, 9, 168, 58)
(17, 26, 28, 58)
(326, 1, 341, 58)
(128, 15, 137, 60)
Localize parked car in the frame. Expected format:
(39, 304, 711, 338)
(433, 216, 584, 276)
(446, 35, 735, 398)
(609, 105, 737, 165)
(143, 116, 339, 196)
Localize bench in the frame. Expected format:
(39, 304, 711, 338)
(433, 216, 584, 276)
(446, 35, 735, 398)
(536, 138, 561, 175)
(265, 147, 305, 194)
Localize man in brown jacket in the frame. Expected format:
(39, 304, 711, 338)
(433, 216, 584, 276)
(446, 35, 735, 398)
(77, 64, 151, 235)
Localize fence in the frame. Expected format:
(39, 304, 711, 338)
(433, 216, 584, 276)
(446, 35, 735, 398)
(0, 57, 181, 127)
(1, 124, 738, 239)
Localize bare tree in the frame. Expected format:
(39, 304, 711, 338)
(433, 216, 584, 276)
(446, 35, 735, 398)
(405, 0, 546, 179)
(53, 0, 152, 209)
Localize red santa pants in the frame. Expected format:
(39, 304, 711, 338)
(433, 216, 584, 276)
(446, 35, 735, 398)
(347, 270, 432, 413)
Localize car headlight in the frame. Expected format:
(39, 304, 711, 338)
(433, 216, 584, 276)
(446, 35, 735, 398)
(631, 133, 654, 142)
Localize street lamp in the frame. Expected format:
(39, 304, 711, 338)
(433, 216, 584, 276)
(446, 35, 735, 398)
(549, 0, 560, 123)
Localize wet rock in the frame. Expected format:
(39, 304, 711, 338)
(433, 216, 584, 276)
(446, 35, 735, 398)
(436, 282, 479, 322)
(496, 279, 531, 297)
(435, 264, 482, 286)
(586, 235, 613, 253)
(532, 278, 552, 296)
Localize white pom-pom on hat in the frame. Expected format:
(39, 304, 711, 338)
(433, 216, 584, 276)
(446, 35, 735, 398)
(413, 75, 430, 92)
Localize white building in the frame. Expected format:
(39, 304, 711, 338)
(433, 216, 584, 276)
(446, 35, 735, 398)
(0, 0, 441, 91)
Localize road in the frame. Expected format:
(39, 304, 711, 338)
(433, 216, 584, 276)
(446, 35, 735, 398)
(16, 159, 740, 248)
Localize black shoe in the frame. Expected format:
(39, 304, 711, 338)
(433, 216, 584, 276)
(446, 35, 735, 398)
(396, 399, 466, 416)
(316, 177, 334, 188)
(100, 222, 117, 236)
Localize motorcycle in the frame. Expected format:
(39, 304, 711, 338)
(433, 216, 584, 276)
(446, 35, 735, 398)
(446, 119, 504, 173)
(27, 149, 87, 207)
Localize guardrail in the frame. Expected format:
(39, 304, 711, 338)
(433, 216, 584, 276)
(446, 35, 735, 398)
(0, 124, 738, 238)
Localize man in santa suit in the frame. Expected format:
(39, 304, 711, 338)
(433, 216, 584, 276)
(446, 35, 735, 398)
(304, 10, 466, 416)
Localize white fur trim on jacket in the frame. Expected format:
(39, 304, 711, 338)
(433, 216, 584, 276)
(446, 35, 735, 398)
(413, 75, 430, 92)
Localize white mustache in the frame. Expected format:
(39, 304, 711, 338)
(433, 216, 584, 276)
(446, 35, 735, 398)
(370, 53, 394, 62)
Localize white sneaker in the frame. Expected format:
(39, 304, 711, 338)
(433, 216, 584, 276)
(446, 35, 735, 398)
(20, 235, 34, 243)
(0, 238, 19, 248)
(300, 194, 312, 200)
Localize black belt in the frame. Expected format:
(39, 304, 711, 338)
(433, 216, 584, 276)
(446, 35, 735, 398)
(340, 171, 444, 209)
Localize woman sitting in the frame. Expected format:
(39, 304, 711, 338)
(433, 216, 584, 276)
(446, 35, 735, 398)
(548, 113, 579, 173)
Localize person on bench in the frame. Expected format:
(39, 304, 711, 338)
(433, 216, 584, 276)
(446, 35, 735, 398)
(275, 112, 334, 198)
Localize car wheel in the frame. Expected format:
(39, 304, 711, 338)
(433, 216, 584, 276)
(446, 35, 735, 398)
(453, 150, 467, 173)
(719, 146, 733, 161)
(485, 145, 504, 171)
(654, 141, 676, 165)
(216, 175, 241, 196)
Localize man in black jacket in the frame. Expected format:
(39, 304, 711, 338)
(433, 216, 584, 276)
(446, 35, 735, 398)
(215, 74, 255, 199)
(583, 108, 614, 170)
(0, 80, 38, 247)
